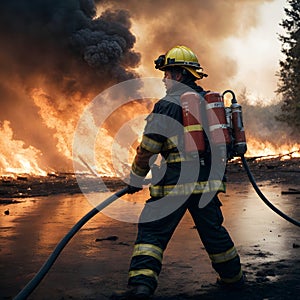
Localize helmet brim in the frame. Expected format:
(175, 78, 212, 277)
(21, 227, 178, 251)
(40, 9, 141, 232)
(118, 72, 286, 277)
(159, 64, 207, 80)
(182, 66, 207, 79)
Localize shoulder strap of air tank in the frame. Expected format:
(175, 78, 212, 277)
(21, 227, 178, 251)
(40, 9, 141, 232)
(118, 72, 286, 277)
(199, 90, 208, 98)
(198, 90, 210, 145)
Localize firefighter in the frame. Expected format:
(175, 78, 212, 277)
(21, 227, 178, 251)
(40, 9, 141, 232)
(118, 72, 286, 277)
(111, 46, 244, 300)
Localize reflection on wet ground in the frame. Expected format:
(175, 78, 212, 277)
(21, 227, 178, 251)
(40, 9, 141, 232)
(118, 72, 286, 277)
(0, 181, 299, 299)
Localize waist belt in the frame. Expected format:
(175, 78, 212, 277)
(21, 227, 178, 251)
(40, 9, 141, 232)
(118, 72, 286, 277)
(150, 180, 225, 197)
(165, 152, 206, 163)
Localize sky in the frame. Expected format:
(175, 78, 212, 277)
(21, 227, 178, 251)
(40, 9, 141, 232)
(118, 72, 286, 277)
(222, 0, 286, 102)
(131, 0, 287, 103)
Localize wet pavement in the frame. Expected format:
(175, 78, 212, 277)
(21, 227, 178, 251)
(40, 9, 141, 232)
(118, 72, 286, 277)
(0, 181, 299, 299)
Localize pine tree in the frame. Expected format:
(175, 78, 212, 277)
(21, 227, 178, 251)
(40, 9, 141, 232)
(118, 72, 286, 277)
(277, 0, 300, 134)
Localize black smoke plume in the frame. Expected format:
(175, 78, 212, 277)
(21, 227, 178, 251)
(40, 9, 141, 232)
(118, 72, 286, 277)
(0, 0, 140, 93)
(0, 0, 140, 170)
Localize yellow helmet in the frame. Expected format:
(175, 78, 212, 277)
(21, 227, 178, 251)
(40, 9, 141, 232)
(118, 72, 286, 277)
(154, 45, 207, 79)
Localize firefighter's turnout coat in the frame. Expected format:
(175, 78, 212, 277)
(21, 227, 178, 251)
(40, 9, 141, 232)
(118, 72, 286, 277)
(128, 79, 243, 292)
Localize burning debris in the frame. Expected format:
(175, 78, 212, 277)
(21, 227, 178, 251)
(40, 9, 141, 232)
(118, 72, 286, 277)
(0, 173, 126, 199)
(0, 156, 299, 200)
(0, 0, 141, 176)
(228, 156, 300, 185)
(0, 0, 299, 180)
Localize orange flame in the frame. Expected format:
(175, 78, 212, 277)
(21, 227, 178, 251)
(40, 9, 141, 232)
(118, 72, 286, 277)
(0, 121, 46, 176)
(246, 135, 300, 160)
(31, 88, 88, 160)
(1, 89, 299, 178)
(93, 100, 150, 177)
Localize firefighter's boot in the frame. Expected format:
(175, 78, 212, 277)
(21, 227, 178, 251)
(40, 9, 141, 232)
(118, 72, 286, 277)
(110, 284, 153, 300)
(216, 273, 246, 290)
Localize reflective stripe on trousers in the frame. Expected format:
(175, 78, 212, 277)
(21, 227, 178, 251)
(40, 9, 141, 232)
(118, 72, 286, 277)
(129, 269, 158, 282)
(132, 243, 163, 263)
(208, 246, 243, 283)
(209, 246, 238, 264)
(129, 243, 163, 284)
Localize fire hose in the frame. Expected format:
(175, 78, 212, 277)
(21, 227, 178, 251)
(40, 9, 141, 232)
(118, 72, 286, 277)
(241, 154, 300, 228)
(13, 158, 300, 299)
(13, 187, 130, 300)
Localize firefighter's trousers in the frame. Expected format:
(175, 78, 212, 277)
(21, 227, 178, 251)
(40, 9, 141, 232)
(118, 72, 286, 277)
(128, 194, 242, 292)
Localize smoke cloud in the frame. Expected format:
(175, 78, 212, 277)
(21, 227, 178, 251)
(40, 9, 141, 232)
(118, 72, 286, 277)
(0, 0, 140, 90)
(99, 0, 273, 90)
(237, 90, 298, 156)
(0, 0, 140, 170)
(1, 0, 293, 174)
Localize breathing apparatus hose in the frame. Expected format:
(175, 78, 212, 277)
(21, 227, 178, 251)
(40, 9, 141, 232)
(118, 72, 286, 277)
(241, 154, 300, 227)
(13, 187, 130, 300)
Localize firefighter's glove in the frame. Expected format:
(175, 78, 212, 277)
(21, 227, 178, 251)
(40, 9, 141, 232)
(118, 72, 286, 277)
(127, 171, 144, 194)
